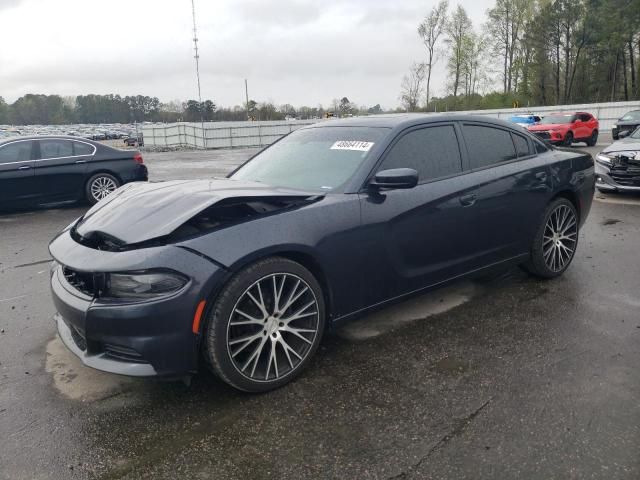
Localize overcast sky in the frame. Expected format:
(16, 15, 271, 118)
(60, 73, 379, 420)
(0, 0, 495, 109)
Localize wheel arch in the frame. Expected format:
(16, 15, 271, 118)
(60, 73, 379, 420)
(221, 247, 335, 325)
(551, 189, 580, 223)
(85, 169, 123, 185)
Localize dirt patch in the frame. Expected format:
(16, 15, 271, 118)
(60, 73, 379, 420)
(45, 336, 135, 402)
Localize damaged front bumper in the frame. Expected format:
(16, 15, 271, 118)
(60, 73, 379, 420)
(596, 154, 640, 191)
(49, 229, 227, 377)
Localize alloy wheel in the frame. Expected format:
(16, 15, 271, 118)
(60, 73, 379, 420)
(542, 204, 577, 272)
(226, 273, 320, 382)
(90, 176, 117, 201)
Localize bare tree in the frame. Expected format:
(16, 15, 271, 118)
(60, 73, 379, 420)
(418, 0, 449, 107)
(445, 5, 473, 98)
(486, 0, 530, 94)
(399, 62, 427, 111)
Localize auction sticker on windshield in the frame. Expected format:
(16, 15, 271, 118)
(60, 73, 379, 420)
(330, 140, 375, 152)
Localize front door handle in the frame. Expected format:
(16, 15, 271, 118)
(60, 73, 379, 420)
(18, 165, 31, 170)
(459, 194, 477, 207)
(535, 171, 547, 182)
(75, 159, 87, 164)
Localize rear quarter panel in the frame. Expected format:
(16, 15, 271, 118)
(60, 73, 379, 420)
(549, 148, 595, 227)
(88, 146, 146, 184)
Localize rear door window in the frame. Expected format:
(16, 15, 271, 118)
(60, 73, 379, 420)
(0, 141, 34, 164)
(39, 140, 74, 159)
(380, 125, 462, 182)
(512, 133, 531, 157)
(462, 125, 517, 169)
(73, 141, 94, 156)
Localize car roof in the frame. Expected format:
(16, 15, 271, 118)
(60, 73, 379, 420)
(0, 135, 97, 146)
(302, 113, 521, 131)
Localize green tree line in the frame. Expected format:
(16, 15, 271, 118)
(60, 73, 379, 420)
(0, 93, 382, 125)
(402, 0, 640, 111)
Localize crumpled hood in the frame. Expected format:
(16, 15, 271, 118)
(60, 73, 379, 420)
(601, 137, 640, 155)
(74, 178, 318, 245)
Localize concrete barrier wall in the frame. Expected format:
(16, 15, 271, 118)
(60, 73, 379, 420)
(143, 101, 640, 149)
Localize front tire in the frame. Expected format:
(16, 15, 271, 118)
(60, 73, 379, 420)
(586, 130, 598, 147)
(85, 173, 120, 204)
(203, 257, 326, 392)
(523, 198, 578, 279)
(563, 131, 573, 147)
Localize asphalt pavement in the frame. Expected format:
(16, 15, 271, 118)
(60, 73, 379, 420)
(1, 137, 639, 479)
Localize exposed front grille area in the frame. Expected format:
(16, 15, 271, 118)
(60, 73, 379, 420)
(610, 156, 640, 187)
(62, 267, 100, 297)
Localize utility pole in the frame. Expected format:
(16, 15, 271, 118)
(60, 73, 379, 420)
(191, 0, 206, 147)
(245, 79, 250, 121)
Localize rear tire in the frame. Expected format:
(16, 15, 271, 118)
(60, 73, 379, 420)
(523, 198, 578, 279)
(202, 257, 326, 393)
(586, 130, 598, 147)
(85, 173, 120, 205)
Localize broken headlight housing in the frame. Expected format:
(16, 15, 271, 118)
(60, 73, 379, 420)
(596, 153, 612, 166)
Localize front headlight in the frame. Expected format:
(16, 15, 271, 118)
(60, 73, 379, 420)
(103, 270, 188, 299)
(596, 153, 612, 166)
(613, 124, 618, 129)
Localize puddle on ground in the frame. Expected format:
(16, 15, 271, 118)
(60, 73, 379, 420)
(337, 281, 477, 341)
(432, 356, 469, 375)
(601, 218, 622, 226)
(45, 336, 135, 401)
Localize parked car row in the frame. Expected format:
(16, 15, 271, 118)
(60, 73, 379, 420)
(0, 123, 146, 143)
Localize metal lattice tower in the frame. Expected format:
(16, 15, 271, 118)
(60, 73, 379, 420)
(191, 0, 202, 105)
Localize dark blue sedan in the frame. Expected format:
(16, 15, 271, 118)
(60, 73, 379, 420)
(49, 114, 595, 392)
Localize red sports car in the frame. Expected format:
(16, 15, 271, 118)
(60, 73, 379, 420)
(528, 112, 599, 146)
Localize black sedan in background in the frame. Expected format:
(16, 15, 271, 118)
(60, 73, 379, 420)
(0, 136, 147, 210)
(612, 110, 640, 139)
(49, 115, 595, 392)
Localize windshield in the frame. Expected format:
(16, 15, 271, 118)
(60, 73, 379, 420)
(231, 126, 389, 192)
(542, 114, 576, 124)
(620, 111, 640, 121)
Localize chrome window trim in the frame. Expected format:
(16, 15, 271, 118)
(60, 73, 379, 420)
(37, 139, 97, 161)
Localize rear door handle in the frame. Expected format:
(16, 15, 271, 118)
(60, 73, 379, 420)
(535, 171, 547, 182)
(18, 165, 31, 170)
(459, 194, 477, 207)
(75, 159, 87, 164)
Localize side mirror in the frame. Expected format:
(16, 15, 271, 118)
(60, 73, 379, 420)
(369, 168, 418, 190)
(618, 130, 631, 139)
